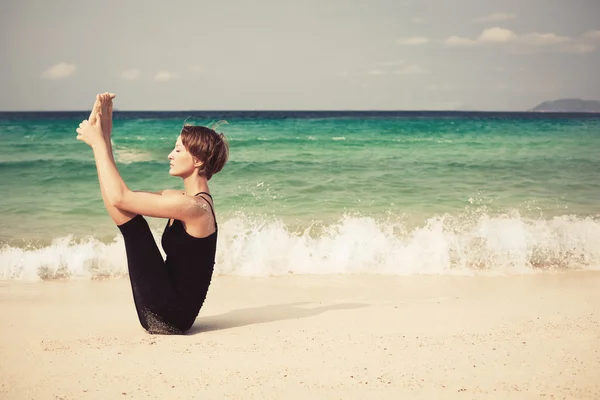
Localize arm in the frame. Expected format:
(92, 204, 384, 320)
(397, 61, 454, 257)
(91, 141, 201, 220)
(115, 190, 204, 220)
(78, 102, 202, 221)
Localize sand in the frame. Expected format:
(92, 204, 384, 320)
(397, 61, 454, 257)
(1, 272, 599, 399)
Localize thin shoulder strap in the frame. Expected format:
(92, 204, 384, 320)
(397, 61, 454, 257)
(194, 191, 213, 199)
(194, 192, 217, 229)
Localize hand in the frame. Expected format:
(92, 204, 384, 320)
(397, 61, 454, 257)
(76, 115, 106, 148)
(88, 94, 101, 126)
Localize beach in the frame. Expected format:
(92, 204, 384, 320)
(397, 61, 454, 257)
(2, 112, 600, 398)
(2, 272, 599, 399)
(3, 0, 600, 396)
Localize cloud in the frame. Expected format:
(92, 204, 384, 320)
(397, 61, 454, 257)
(411, 17, 425, 23)
(583, 30, 600, 40)
(154, 71, 177, 82)
(393, 64, 428, 75)
(396, 36, 429, 45)
(478, 27, 518, 43)
(367, 61, 427, 76)
(520, 33, 570, 46)
(444, 28, 597, 54)
(445, 28, 519, 47)
(569, 44, 596, 54)
(563, 30, 600, 53)
(473, 12, 516, 23)
(445, 36, 478, 47)
(41, 62, 76, 80)
(121, 68, 140, 80)
(190, 66, 202, 72)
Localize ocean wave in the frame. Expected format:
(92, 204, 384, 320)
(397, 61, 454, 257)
(1, 212, 599, 281)
(114, 148, 156, 164)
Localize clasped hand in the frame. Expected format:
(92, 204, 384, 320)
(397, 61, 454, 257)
(76, 92, 115, 148)
(76, 118, 105, 148)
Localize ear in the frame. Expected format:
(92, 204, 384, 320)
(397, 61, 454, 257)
(193, 157, 203, 168)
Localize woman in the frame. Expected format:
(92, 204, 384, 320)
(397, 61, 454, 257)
(76, 93, 229, 334)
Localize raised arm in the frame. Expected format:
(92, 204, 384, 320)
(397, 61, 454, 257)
(77, 95, 204, 221)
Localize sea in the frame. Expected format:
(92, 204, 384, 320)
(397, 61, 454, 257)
(1, 111, 599, 280)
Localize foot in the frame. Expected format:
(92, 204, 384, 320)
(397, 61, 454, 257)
(99, 92, 116, 141)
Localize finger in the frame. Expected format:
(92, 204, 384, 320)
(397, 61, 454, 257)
(89, 95, 100, 118)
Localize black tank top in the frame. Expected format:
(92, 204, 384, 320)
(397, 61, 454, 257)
(160, 192, 218, 306)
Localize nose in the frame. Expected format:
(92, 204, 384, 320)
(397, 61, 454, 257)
(168, 153, 174, 161)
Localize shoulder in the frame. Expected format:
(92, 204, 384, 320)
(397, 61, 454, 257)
(158, 190, 200, 214)
(168, 191, 213, 217)
(191, 194, 213, 215)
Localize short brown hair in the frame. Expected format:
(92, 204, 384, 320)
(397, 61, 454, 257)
(180, 125, 229, 180)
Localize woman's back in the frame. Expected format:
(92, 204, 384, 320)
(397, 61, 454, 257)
(161, 193, 218, 314)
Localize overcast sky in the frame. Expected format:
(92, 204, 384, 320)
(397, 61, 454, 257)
(1, 0, 599, 111)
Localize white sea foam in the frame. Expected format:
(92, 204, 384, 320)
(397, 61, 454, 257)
(114, 149, 155, 164)
(1, 213, 599, 281)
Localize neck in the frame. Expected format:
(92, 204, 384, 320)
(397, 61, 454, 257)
(181, 174, 209, 196)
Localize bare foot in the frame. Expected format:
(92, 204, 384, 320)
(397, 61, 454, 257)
(99, 92, 116, 140)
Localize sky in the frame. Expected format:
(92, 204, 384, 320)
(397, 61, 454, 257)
(1, 0, 599, 111)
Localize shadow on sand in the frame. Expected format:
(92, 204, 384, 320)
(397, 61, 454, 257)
(187, 302, 369, 335)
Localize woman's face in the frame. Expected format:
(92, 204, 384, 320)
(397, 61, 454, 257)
(168, 136, 196, 177)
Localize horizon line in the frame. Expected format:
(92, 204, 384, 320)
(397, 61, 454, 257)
(1, 109, 598, 114)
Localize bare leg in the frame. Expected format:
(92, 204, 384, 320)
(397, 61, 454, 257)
(90, 93, 137, 226)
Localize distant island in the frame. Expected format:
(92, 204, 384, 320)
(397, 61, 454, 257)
(530, 98, 600, 113)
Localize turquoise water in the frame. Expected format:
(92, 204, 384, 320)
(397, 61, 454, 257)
(1, 111, 600, 279)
